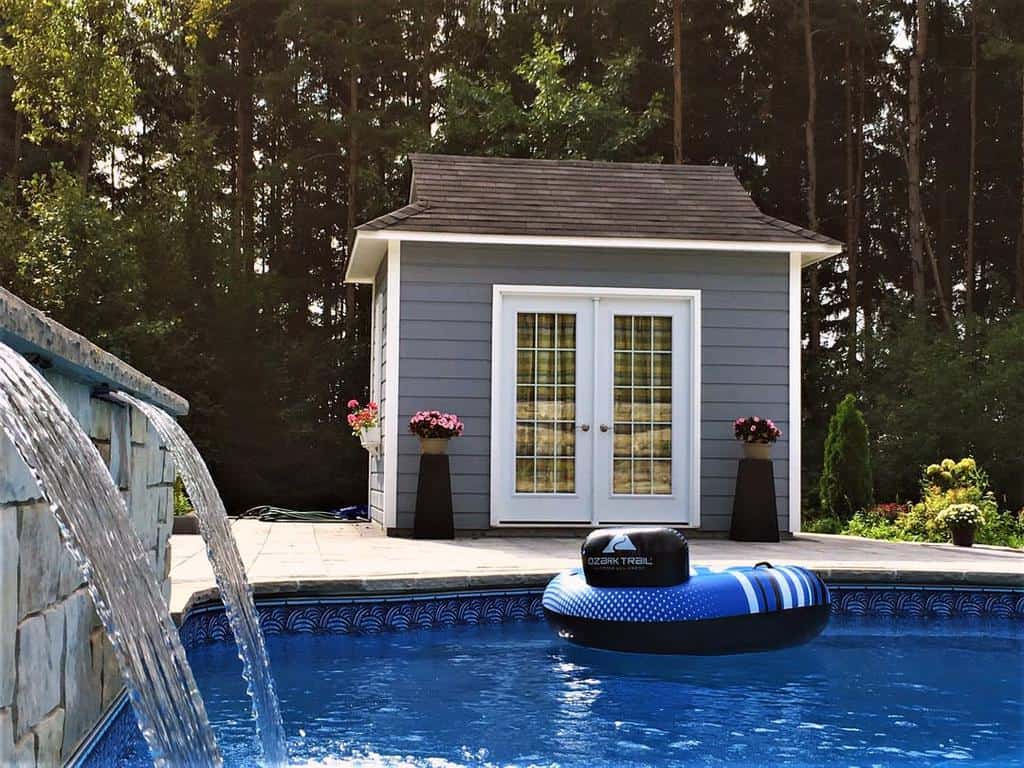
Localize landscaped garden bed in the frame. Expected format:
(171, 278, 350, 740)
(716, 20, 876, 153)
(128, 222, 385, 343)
(804, 395, 1024, 548)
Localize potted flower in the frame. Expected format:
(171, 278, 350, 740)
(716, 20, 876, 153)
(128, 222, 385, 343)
(733, 416, 782, 460)
(409, 410, 464, 454)
(938, 503, 983, 547)
(347, 399, 380, 454)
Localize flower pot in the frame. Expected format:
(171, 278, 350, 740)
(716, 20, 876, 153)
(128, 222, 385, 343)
(418, 437, 449, 455)
(950, 524, 975, 547)
(742, 442, 772, 460)
(359, 426, 381, 454)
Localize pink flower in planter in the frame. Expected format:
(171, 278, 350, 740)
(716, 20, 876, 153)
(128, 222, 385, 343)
(409, 409, 465, 439)
(734, 415, 782, 444)
(346, 399, 379, 436)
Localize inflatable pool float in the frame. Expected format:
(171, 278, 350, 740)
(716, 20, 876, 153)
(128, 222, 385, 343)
(543, 528, 830, 655)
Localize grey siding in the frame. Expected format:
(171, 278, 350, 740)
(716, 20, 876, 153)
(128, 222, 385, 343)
(396, 242, 791, 532)
(368, 259, 387, 524)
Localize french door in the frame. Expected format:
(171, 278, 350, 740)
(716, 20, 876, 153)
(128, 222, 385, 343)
(492, 287, 698, 526)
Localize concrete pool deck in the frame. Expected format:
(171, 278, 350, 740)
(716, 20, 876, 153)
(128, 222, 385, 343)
(168, 520, 1024, 617)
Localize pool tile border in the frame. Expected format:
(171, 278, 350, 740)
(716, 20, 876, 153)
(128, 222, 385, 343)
(178, 584, 1024, 649)
(180, 588, 546, 649)
(829, 583, 1024, 619)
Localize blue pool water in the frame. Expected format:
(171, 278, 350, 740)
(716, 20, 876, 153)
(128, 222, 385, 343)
(106, 616, 1021, 767)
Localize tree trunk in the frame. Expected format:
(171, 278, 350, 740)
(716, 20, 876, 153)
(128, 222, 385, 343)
(0, 69, 17, 179)
(924, 223, 955, 329)
(11, 112, 21, 179)
(907, 0, 928, 312)
(802, 0, 821, 353)
(344, 70, 358, 333)
(855, 45, 871, 364)
(844, 38, 864, 365)
(235, 19, 255, 277)
(77, 136, 93, 182)
(672, 0, 684, 164)
(965, 0, 977, 317)
(1017, 66, 1024, 309)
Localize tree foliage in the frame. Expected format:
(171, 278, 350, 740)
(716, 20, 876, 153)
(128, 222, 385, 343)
(0, 0, 1020, 513)
(438, 35, 665, 160)
(820, 394, 874, 520)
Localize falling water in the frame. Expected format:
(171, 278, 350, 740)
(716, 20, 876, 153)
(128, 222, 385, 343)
(0, 343, 222, 766)
(113, 392, 288, 766)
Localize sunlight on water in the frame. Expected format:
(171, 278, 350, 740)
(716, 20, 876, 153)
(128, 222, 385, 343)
(0, 343, 222, 766)
(115, 392, 287, 765)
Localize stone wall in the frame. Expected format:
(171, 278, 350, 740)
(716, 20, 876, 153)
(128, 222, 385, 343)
(0, 284, 187, 767)
(0, 369, 176, 766)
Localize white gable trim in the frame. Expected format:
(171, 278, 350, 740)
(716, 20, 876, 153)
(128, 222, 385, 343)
(346, 229, 842, 283)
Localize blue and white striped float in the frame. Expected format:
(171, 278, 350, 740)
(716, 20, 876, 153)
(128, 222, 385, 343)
(543, 528, 830, 654)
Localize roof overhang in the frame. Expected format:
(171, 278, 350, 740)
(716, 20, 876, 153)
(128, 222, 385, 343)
(345, 229, 844, 283)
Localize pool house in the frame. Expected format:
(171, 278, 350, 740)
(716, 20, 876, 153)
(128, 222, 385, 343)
(345, 154, 843, 536)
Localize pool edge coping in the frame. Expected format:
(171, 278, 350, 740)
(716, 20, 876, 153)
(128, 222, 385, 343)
(173, 567, 1024, 622)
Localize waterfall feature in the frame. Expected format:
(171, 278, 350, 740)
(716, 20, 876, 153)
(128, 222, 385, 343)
(0, 343, 222, 767)
(113, 393, 287, 766)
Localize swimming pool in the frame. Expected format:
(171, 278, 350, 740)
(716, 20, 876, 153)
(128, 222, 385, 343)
(82, 588, 1023, 767)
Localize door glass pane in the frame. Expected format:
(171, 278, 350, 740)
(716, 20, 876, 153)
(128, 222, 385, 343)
(516, 312, 576, 494)
(611, 315, 672, 495)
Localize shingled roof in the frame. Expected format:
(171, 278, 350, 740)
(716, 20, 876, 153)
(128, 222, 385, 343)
(359, 154, 841, 247)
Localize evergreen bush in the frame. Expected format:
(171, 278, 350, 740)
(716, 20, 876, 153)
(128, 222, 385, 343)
(819, 394, 874, 519)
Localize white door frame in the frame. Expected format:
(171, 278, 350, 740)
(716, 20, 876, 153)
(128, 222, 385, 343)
(490, 285, 701, 528)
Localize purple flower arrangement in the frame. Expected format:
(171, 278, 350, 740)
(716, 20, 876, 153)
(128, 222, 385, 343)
(409, 410, 465, 439)
(733, 415, 782, 444)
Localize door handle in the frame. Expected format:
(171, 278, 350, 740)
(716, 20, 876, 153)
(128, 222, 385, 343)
(579, 424, 590, 432)
(599, 424, 610, 432)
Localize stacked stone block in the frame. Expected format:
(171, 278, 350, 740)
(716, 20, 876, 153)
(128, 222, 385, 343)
(0, 370, 175, 766)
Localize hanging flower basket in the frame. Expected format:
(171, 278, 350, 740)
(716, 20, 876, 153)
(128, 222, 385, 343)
(359, 426, 381, 452)
(347, 399, 381, 455)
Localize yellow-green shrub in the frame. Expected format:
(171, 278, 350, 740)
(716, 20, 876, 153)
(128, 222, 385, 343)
(900, 457, 1006, 542)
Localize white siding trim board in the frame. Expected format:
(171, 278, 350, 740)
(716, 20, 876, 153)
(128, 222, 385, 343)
(789, 251, 802, 533)
(384, 241, 401, 531)
(367, 264, 380, 523)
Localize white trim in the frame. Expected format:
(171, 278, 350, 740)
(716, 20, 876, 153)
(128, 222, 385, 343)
(346, 230, 843, 283)
(589, 296, 600, 526)
(488, 284, 502, 529)
(367, 270, 379, 525)
(490, 285, 702, 299)
(691, 289, 703, 529)
(489, 284, 702, 528)
(788, 252, 802, 533)
(384, 241, 401, 531)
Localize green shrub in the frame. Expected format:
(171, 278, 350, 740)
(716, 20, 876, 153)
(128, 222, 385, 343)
(173, 476, 193, 517)
(835, 457, 1024, 548)
(845, 510, 909, 541)
(900, 457, 1001, 541)
(803, 514, 843, 534)
(819, 394, 874, 520)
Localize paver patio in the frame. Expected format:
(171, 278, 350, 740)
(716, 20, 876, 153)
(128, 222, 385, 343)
(169, 520, 1024, 616)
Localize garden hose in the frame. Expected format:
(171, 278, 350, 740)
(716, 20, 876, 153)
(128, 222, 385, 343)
(242, 505, 368, 523)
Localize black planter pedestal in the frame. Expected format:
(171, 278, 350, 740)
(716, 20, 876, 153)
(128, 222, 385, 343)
(729, 458, 780, 542)
(413, 453, 455, 539)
